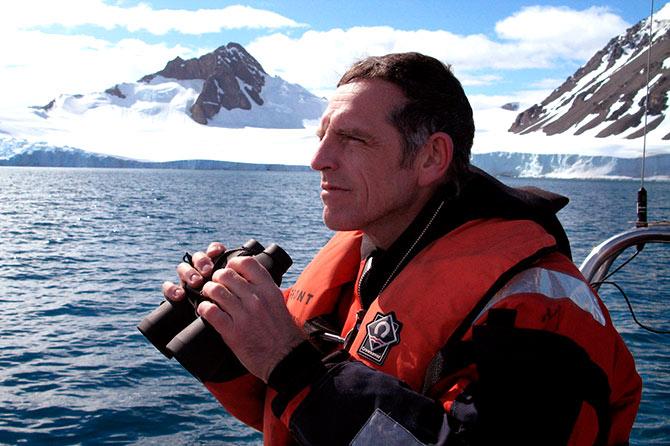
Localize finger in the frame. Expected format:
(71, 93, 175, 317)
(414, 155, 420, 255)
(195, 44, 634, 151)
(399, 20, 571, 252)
(177, 262, 204, 287)
(225, 256, 273, 286)
(211, 264, 257, 299)
(198, 300, 233, 334)
(206, 242, 227, 258)
(192, 251, 214, 278)
(202, 281, 243, 315)
(162, 281, 185, 301)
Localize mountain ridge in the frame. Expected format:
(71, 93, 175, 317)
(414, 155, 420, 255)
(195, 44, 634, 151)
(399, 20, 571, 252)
(36, 42, 326, 129)
(140, 43, 268, 124)
(510, 3, 670, 140)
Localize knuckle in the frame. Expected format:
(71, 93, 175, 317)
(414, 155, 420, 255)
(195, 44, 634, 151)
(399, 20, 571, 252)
(198, 302, 217, 319)
(246, 297, 263, 312)
(232, 256, 256, 269)
(202, 281, 219, 297)
(177, 262, 193, 275)
(211, 269, 224, 282)
(193, 252, 209, 266)
(213, 267, 235, 283)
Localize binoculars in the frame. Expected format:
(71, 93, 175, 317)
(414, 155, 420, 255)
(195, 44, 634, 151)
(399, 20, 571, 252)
(138, 239, 292, 382)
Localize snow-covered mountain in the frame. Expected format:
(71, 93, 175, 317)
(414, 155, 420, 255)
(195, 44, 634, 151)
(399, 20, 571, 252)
(35, 42, 325, 129)
(510, 3, 670, 140)
(0, 34, 668, 175)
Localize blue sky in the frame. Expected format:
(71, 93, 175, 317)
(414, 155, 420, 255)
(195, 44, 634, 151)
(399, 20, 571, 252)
(0, 0, 662, 108)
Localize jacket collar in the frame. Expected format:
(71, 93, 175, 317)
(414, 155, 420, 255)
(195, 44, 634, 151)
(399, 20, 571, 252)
(358, 167, 571, 307)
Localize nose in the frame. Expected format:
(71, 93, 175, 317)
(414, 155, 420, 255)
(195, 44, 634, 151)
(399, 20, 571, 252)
(310, 134, 338, 172)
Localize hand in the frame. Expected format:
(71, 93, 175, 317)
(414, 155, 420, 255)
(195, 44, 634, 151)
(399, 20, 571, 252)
(198, 256, 305, 382)
(162, 242, 227, 301)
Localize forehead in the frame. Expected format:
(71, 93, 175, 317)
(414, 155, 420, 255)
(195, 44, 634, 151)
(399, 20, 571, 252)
(321, 80, 407, 128)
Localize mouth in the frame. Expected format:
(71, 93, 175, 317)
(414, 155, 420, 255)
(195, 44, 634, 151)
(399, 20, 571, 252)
(321, 182, 349, 192)
(320, 182, 350, 203)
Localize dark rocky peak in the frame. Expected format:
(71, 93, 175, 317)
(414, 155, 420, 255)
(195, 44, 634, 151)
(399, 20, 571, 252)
(105, 85, 126, 99)
(138, 42, 270, 124)
(33, 99, 55, 111)
(139, 42, 266, 83)
(502, 102, 519, 111)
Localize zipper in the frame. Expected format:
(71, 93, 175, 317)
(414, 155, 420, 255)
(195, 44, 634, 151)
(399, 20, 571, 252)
(378, 199, 445, 294)
(356, 253, 375, 303)
(343, 199, 446, 351)
(338, 200, 445, 350)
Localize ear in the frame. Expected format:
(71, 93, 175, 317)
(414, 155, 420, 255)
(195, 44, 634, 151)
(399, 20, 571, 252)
(416, 132, 453, 187)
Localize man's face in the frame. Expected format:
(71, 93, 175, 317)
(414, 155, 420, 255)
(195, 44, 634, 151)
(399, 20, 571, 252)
(311, 80, 424, 247)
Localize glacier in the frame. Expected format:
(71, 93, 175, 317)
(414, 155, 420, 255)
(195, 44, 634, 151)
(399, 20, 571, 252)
(2, 135, 667, 180)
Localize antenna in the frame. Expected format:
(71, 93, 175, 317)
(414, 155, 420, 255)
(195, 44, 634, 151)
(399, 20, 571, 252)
(637, 0, 655, 228)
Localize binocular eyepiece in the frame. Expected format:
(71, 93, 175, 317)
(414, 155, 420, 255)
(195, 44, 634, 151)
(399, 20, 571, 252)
(137, 239, 292, 382)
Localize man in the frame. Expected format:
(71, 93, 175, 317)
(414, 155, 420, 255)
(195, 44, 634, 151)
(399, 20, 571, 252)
(162, 53, 641, 445)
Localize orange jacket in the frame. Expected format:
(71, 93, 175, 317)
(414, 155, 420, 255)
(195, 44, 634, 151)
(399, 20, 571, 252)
(205, 218, 641, 445)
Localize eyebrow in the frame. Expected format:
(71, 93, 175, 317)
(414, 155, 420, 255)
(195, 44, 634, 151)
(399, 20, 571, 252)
(316, 125, 375, 143)
(336, 128, 373, 140)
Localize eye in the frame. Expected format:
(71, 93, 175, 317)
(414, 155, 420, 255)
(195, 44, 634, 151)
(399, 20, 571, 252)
(343, 134, 366, 144)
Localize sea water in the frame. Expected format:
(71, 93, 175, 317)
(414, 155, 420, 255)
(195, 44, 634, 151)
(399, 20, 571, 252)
(0, 167, 668, 445)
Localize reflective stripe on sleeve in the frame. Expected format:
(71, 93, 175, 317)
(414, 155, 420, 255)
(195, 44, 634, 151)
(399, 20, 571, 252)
(477, 267, 606, 326)
(350, 409, 433, 446)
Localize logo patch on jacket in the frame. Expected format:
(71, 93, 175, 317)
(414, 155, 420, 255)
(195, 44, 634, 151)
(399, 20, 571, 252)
(358, 312, 402, 365)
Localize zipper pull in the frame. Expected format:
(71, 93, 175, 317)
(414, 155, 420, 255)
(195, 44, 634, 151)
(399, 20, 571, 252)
(319, 332, 345, 344)
(343, 309, 366, 351)
(357, 252, 376, 306)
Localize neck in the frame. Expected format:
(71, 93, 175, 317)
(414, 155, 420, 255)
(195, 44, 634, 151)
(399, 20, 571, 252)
(356, 184, 452, 306)
(363, 186, 437, 250)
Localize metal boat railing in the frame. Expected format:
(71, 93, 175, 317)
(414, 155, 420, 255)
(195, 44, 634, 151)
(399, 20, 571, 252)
(579, 223, 670, 285)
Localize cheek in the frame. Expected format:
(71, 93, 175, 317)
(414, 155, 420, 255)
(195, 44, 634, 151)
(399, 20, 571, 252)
(360, 166, 398, 209)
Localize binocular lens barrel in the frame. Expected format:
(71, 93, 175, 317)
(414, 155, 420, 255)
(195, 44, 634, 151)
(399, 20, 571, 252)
(137, 298, 196, 358)
(165, 318, 240, 382)
(256, 244, 292, 286)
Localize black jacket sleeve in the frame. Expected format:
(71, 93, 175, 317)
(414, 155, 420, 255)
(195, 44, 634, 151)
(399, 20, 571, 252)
(268, 345, 449, 446)
(267, 316, 612, 446)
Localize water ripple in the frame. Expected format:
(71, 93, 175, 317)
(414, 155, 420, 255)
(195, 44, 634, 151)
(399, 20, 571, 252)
(0, 169, 667, 445)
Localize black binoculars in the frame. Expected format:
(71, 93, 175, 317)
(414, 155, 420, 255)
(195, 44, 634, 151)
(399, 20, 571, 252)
(137, 239, 292, 382)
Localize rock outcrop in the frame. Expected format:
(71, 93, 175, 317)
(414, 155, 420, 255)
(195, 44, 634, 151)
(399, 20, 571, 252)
(140, 43, 268, 124)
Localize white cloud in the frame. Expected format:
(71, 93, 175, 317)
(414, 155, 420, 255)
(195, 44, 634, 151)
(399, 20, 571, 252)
(0, 1, 304, 35)
(495, 6, 629, 60)
(247, 27, 508, 95)
(0, 0, 305, 107)
(0, 3, 633, 111)
(496, 6, 625, 42)
(0, 30, 196, 106)
(459, 74, 504, 87)
(248, 6, 630, 95)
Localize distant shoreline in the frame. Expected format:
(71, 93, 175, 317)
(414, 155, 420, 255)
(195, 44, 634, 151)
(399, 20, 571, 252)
(1, 146, 668, 180)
